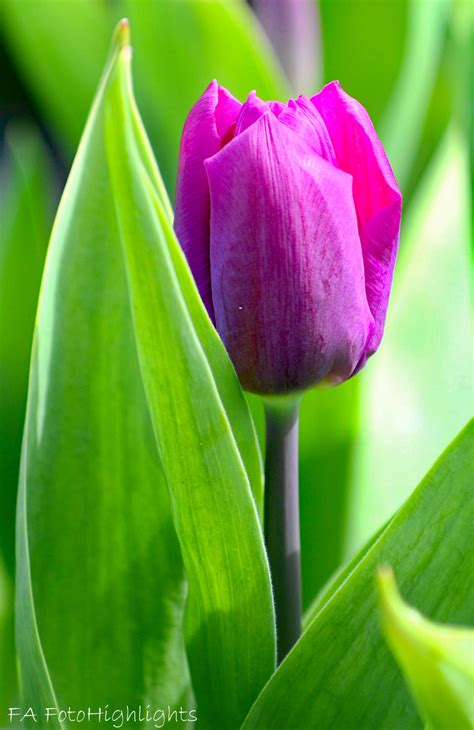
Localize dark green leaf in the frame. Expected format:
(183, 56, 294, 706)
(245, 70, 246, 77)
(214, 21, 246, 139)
(0, 124, 53, 575)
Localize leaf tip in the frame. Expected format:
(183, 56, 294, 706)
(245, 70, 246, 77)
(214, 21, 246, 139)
(114, 18, 131, 51)
(376, 564, 403, 620)
(377, 564, 396, 594)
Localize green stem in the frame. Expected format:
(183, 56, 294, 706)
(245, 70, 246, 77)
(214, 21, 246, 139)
(263, 396, 302, 664)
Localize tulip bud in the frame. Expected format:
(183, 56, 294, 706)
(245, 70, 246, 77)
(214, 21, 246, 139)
(175, 80, 402, 395)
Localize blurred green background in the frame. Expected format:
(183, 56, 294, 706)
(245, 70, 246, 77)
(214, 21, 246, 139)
(0, 0, 471, 717)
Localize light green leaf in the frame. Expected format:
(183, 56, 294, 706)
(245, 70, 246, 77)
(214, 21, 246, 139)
(104, 25, 275, 728)
(16, 24, 190, 725)
(346, 127, 471, 558)
(243, 421, 474, 729)
(378, 566, 474, 730)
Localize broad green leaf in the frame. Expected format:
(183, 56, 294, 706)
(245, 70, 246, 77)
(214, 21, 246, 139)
(121, 67, 264, 514)
(16, 24, 191, 725)
(378, 566, 474, 730)
(16, 456, 63, 729)
(2, 0, 288, 191)
(0, 124, 53, 576)
(346, 128, 471, 557)
(104, 25, 275, 728)
(242, 421, 474, 729)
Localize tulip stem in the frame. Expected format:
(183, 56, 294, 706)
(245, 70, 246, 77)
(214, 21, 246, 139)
(263, 395, 302, 664)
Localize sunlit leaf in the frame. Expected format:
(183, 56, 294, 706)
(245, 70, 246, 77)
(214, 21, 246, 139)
(16, 25, 190, 725)
(104, 25, 275, 727)
(243, 421, 474, 729)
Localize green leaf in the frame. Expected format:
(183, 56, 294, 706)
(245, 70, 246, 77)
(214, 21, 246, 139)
(0, 124, 53, 576)
(16, 463, 63, 729)
(346, 128, 471, 557)
(104, 25, 275, 728)
(378, 566, 474, 730)
(16, 23, 190, 725)
(242, 421, 474, 729)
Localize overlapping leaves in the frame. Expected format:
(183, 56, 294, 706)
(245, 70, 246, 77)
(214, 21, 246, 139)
(16, 21, 273, 730)
(11, 15, 472, 730)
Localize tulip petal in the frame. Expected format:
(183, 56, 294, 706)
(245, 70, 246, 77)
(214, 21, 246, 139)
(235, 91, 269, 135)
(277, 96, 337, 165)
(205, 113, 374, 394)
(312, 81, 402, 355)
(174, 81, 241, 319)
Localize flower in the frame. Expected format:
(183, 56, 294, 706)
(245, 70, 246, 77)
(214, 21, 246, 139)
(174, 81, 402, 395)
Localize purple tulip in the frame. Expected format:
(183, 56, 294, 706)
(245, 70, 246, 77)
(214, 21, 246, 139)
(174, 81, 402, 395)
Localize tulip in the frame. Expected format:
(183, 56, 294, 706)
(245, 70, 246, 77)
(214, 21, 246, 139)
(175, 80, 402, 397)
(174, 80, 402, 663)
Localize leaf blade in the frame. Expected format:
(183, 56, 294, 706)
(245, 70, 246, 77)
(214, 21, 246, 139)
(104, 39, 276, 728)
(377, 566, 474, 730)
(16, 26, 191, 720)
(243, 421, 474, 729)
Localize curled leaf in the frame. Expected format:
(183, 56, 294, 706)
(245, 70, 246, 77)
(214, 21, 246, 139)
(378, 565, 474, 730)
